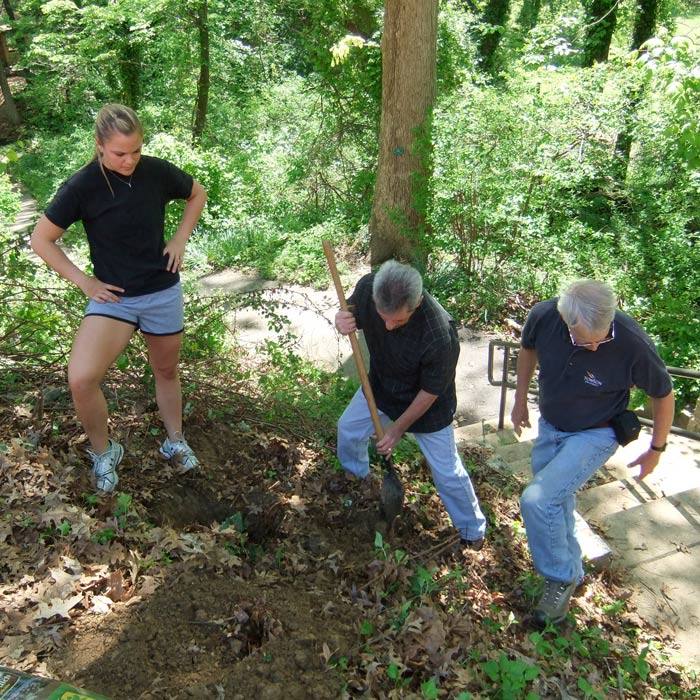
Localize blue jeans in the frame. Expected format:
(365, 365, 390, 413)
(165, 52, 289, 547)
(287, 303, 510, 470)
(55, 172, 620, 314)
(520, 417, 618, 583)
(337, 388, 486, 541)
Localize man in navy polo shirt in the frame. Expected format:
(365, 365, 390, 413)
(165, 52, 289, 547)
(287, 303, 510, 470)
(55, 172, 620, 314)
(334, 260, 486, 550)
(511, 280, 674, 626)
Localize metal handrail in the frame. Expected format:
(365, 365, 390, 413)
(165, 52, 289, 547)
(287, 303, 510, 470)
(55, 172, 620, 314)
(487, 339, 700, 439)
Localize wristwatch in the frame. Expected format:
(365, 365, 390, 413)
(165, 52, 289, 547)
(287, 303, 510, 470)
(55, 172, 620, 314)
(650, 442, 667, 453)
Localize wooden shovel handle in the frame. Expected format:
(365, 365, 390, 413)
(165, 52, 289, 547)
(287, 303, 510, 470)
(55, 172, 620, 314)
(323, 240, 385, 440)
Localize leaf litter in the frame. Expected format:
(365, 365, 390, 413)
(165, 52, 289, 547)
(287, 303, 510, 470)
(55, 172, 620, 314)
(0, 364, 698, 700)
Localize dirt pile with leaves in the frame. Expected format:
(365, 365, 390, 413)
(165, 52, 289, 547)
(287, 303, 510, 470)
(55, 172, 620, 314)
(1, 370, 698, 700)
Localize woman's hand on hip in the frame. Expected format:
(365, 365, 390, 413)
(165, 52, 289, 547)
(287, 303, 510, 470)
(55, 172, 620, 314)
(80, 275, 124, 303)
(163, 238, 187, 273)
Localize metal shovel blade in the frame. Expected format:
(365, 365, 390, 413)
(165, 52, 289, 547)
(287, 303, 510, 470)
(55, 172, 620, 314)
(380, 460, 404, 528)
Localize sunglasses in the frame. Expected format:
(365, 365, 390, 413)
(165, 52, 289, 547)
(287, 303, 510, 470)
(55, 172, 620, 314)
(568, 321, 615, 348)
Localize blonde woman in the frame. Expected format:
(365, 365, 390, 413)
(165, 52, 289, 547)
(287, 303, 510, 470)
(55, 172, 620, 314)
(31, 103, 207, 493)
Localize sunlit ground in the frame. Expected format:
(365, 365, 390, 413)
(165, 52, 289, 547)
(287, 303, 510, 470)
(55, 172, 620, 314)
(675, 13, 700, 42)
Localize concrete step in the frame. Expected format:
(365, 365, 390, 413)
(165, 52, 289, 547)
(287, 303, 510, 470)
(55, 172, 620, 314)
(454, 419, 501, 443)
(579, 428, 700, 520)
(494, 439, 535, 465)
(455, 419, 538, 447)
(483, 451, 532, 481)
(509, 457, 533, 480)
(483, 429, 519, 448)
(573, 511, 612, 569)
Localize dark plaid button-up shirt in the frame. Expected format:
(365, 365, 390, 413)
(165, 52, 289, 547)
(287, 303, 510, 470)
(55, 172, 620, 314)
(348, 273, 460, 433)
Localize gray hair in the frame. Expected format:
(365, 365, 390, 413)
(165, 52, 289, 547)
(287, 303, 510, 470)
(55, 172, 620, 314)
(372, 260, 423, 313)
(557, 280, 617, 333)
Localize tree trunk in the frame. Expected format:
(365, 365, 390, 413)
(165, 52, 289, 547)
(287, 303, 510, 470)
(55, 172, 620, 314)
(631, 0, 658, 50)
(581, 0, 618, 66)
(118, 30, 142, 110)
(2, 0, 15, 21)
(612, 80, 644, 183)
(0, 65, 20, 129)
(192, 0, 210, 143)
(517, 0, 542, 32)
(478, 0, 511, 75)
(369, 0, 438, 266)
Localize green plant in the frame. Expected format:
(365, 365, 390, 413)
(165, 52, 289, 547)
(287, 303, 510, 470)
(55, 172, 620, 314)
(482, 652, 540, 700)
(39, 520, 72, 542)
(529, 630, 570, 659)
(571, 627, 610, 659)
(421, 676, 440, 699)
(619, 644, 651, 685)
(92, 528, 117, 545)
(602, 598, 627, 615)
(386, 661, 410, 689)
(410, 565, 441, 597)
(577, 676, 607, 700)
(113, 493, 133, 528)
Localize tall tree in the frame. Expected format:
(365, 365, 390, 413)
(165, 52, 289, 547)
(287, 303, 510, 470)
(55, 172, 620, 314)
(478, 0, 511, 75)
(192, 0, 210, 142)
(0, 23, 19, 131)
(517, 0, 542, 32)
(631, 0, 658, 50)
(581, 0, 618, 66)
(369, 0, 438, 266)
(614, 0, 659, 182)
(0, 63, 20, 131)
(2, 0, 15, 21)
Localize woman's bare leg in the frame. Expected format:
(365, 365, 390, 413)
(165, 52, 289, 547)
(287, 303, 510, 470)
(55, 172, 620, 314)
(144, 332, 183, 441)
(68, 316, 135, 453)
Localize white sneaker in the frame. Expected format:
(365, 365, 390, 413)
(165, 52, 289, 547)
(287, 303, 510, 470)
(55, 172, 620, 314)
(160, 433, 199, 472)
(87, 439, 123, 493)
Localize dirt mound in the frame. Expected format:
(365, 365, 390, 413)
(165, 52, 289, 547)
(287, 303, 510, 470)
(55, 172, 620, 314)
(1, 373, 697, 699)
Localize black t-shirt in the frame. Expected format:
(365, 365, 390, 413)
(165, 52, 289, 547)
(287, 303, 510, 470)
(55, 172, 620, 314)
(348, 273, 460, 433)
(521, 299, 672, 431)
(45, 156, 194, 296)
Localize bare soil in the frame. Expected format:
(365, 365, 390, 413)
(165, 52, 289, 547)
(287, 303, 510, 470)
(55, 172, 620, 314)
(1, 364, 698, 700)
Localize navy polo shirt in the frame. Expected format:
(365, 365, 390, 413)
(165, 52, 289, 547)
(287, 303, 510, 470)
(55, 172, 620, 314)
(521, 299, 672, 432)
(348, 273, 460, 433)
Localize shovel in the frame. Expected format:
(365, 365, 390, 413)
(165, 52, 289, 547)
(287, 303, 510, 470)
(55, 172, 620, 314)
(323, 241, 405, 528)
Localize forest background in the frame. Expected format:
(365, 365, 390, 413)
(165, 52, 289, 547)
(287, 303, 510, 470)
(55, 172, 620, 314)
(1, 2, 700, 699)
(1, 0, 699, 410)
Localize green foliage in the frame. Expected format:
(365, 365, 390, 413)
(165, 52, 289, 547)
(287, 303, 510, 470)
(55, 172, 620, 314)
(11, 129, 94, 207)
(427, 46, 700, 403)
(7, 0, 700, 414)
(482, 651, 540, 700)
(0, 171, 21, 228)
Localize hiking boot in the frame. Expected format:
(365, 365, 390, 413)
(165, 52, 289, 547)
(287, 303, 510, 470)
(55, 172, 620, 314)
(461, 536, 485, 552)
(533, 578, 577, 627)
(160, 433, 199, 472)
(88, 439, 123, 494)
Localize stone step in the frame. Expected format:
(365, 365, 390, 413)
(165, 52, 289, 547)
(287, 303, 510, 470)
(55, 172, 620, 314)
(483, 429, 519, 448)
(476, 417, 700, 669)
(492, 439, 535, 464)
(509, 457, 532, 480)
(579, 428, 700, 521)
(573, 511, 612, 569)
(454, 419, 501, 443)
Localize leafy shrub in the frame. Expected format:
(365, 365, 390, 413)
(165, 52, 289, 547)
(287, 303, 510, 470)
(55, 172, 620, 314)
(0, 171, 21, 228)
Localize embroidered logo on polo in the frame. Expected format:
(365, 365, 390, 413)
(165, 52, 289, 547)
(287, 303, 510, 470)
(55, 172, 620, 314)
(584, 371, 603, 387)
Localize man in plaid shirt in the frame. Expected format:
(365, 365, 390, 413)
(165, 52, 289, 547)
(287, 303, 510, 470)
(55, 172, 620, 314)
(334, 260, 486, 549)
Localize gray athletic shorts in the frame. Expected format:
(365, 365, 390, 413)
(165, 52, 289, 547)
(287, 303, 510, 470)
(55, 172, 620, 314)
(85, 281, 184, 336)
